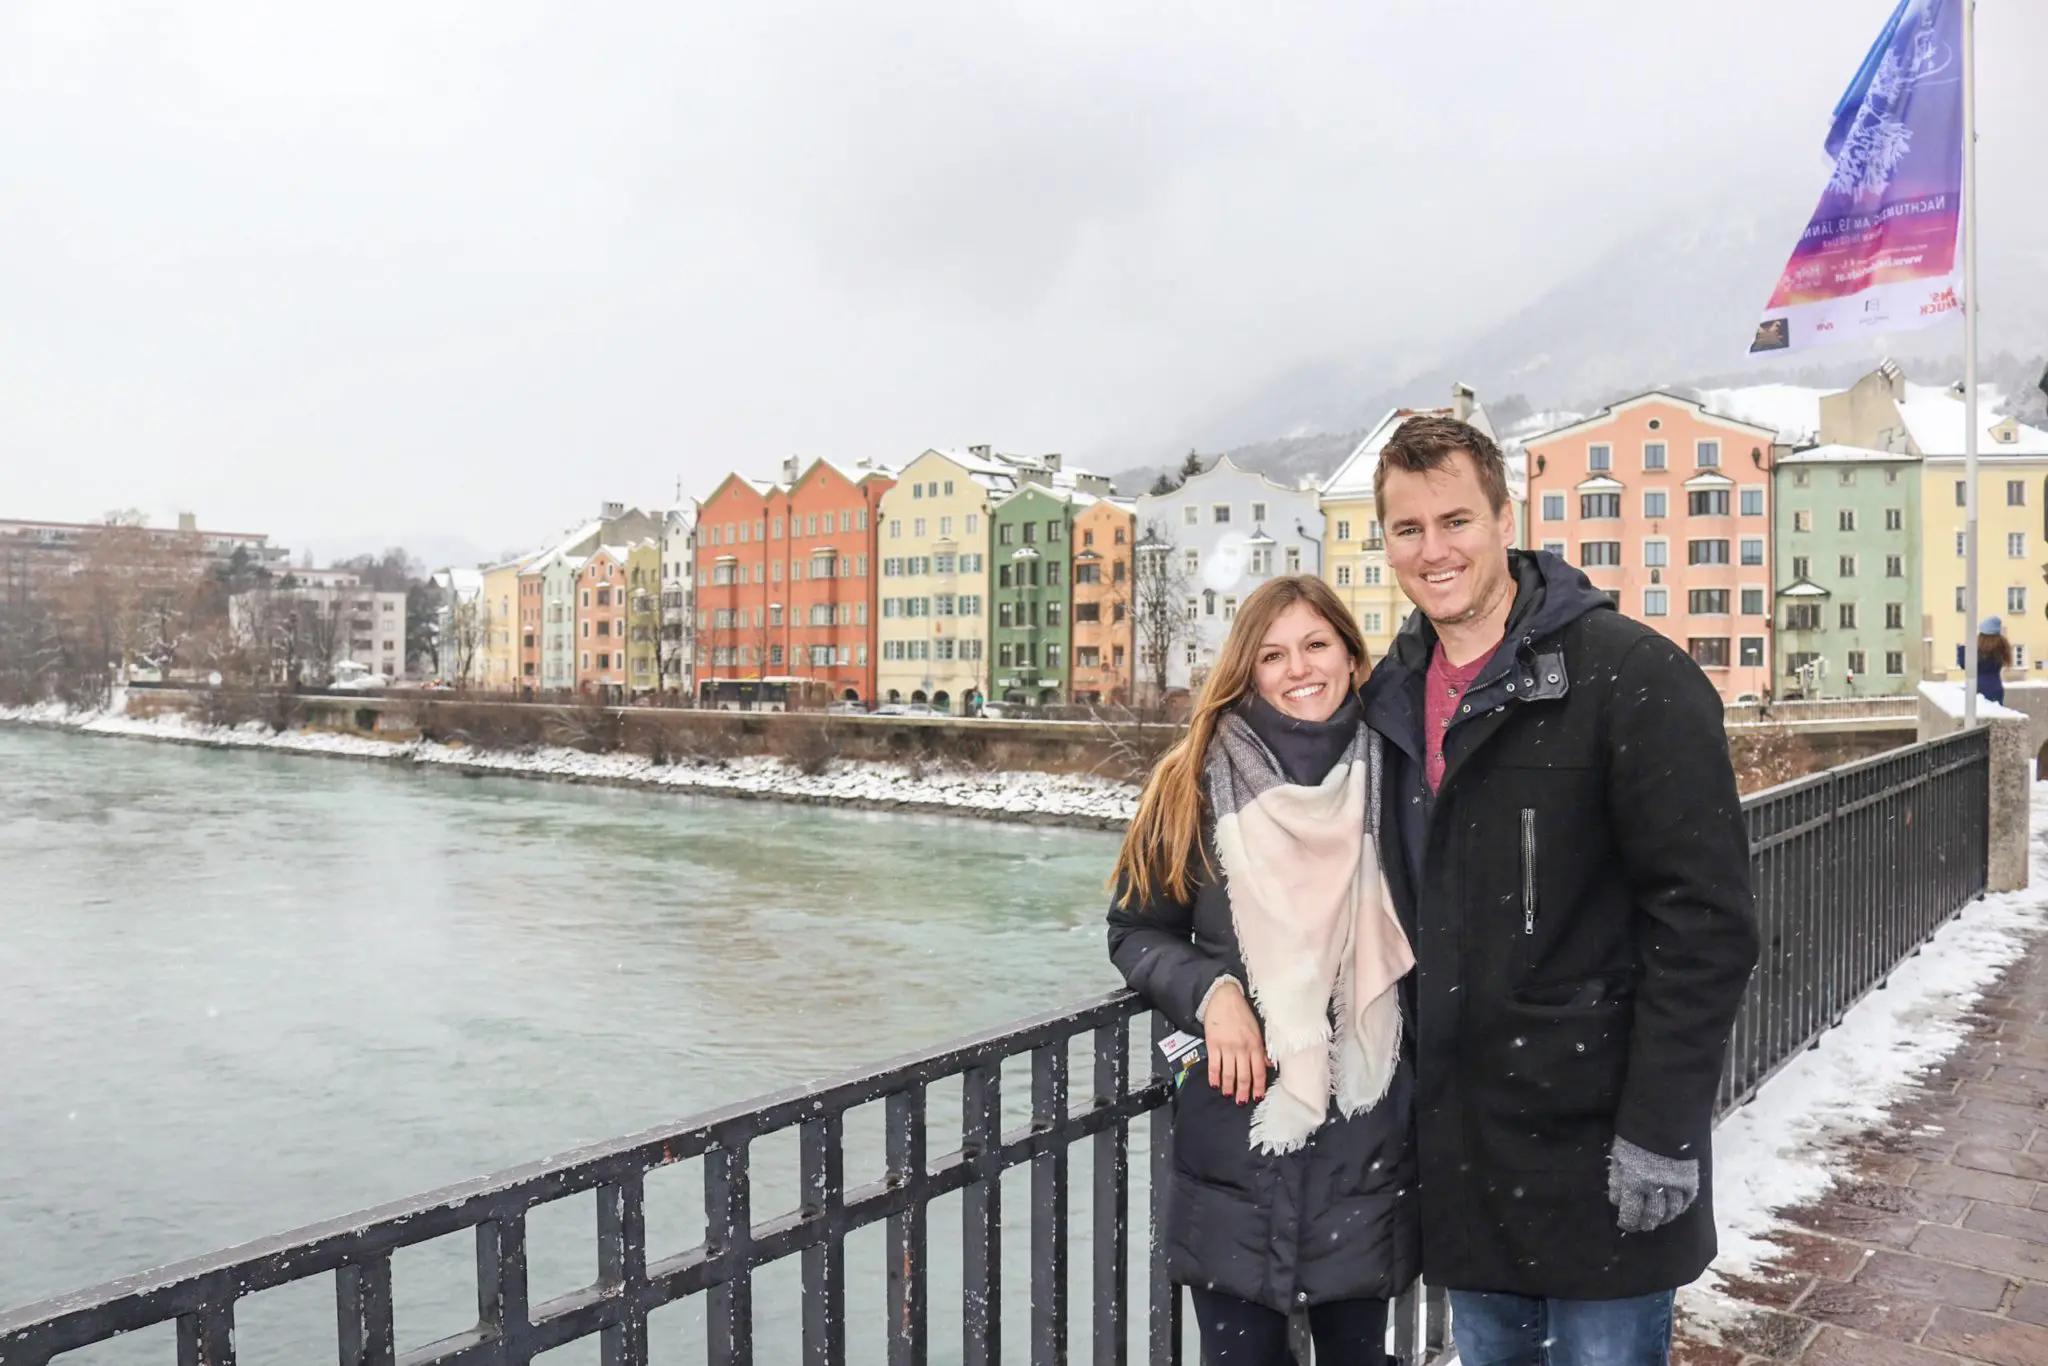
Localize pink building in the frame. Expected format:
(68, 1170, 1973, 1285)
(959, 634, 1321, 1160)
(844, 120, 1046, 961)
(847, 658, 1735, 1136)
(1522, 393, 1780, 700)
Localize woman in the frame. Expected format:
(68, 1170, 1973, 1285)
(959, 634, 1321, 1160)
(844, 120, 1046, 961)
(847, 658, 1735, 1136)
(1977, 616, 2012, 705)
(1107, 575, 1417, 1365)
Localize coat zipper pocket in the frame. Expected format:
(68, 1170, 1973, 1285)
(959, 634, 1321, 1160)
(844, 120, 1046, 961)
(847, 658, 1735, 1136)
(1519, 808, 1537, 935)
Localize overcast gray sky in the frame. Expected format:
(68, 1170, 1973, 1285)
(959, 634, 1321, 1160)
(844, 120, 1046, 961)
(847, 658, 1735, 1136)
(2, 0, 2041, 559)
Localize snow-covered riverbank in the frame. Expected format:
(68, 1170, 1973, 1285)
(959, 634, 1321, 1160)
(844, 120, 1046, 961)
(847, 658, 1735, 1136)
(0, 700, 1140, 829)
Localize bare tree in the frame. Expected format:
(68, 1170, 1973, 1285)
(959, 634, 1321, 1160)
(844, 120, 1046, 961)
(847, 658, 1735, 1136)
(445, 598, 487, 689)
(1124, 519, 1193, 709)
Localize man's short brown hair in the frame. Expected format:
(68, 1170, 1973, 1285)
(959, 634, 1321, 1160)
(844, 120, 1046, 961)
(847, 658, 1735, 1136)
(1372, 415, 1511, 516)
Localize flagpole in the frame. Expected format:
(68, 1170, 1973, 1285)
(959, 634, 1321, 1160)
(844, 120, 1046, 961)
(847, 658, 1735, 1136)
(1961, 0, 1981, 727)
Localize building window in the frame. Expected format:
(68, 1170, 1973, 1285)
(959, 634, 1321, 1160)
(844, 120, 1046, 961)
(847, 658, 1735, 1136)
(1741, 588, 1765, 616)
(1846, 650, 1866, 676)
(1740, 488, 1765, 517)
(1839, 469, 1858, 487)
(1838, 554, 1857, 578)
(1581, 493, 1621, 519)
(2010, 480, 2027, 507)
(2011, 532, 2028, 558)
(1362, 612, 1384, 633)
(1838, 509, 1857, 532)
(1739, 637, 1765, 668)
(1250, 548, 1272, 574)
(1643, 588, 1668, 617)
(1689, 589, 1730, 615)
(1793, 511, 1813, 532)
(1336, 565, 1353, 586)
(1183, 548, 1200, 575)
(1955, 586, 1965, 612)
(1688, 638, 1730, 668)
(1956, 531, 1966, 558)
(1885, 507, 1903, 531)
(2010, 587, 2028, 614)
(1885, 554, 1904, 578)
(1886, 651, 1905, 676)
(1542, 494, 1566, 521)
(1689, 489, 1730, 517)
(1886, 603, 1904, 629)
(1688, 540, 1730, 566)
(1696, 440, 1721, 468)
(1361, 565, 1382, 585)
(1213, 504, 1231, 524)
(1253, 502, 1270, 522)
(1739, 538, 1764, 566)
(1785, 603, 1821, 631)
(1580, 541, 1622, 567)
(1182, 505, 1199, 526)
(1336, 519, 1352, 541)
(1839, 603, 1858, 630)
(1644, 540, 1668, 568)
(1541, 540, 1566, 558)
(1643, 491, 1668, 519)
(1285, 546, 1301, 573)
(1643, 442, 1667, 472)
(1588, 444, 1612, 473)
(1791, 555, 1810, 580)
(1793, 471, 1810, 488)
(1221, 596, 1238, 622)
(1956, 480, 1968, 507)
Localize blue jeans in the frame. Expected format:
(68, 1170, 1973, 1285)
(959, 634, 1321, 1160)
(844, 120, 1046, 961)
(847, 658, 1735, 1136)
(1449, 1289, 1674, 1366)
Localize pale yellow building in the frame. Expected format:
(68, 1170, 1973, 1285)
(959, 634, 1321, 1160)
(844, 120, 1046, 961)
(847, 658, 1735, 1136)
(873, 448, 1016, 711)
(478, 557, 527, 691)
(1922, 445, 2048, 680)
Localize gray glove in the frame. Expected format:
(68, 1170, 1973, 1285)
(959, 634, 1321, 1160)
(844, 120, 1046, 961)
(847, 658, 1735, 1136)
(1609, 1136, 1698, 1233)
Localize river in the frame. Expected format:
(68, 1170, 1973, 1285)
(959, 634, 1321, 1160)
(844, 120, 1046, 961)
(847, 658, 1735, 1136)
(0, 727, 1132, 1363)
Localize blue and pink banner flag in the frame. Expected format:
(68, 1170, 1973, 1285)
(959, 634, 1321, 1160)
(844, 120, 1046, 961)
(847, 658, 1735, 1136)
(1750, 0, 1964, 354)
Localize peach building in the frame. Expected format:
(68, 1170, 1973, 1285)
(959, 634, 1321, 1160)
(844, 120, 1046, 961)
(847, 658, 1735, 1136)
(573, 547, 630, 699)
(1071, 497, 1136, 705)
(1522, 393, 1780, 700)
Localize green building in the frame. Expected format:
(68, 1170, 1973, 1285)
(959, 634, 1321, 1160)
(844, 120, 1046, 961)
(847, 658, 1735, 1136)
(990, 484, 1076, 707)
(1772, 445, 1923, 697)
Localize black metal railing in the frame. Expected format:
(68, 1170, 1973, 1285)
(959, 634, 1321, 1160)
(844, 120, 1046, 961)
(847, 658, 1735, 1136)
(0, 730, 1994, 1366)
(1718, 724, 1991, 1112)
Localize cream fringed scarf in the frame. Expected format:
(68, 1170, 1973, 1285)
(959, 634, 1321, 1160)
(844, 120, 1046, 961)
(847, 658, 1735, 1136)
(1204, 714, 1414, 1155)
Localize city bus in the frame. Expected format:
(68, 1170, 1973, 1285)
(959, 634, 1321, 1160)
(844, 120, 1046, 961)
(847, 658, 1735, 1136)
(696, 675, 835, 712)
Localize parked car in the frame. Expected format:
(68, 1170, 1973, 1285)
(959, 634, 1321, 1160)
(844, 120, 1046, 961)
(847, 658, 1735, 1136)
(828, 700, 867, 715)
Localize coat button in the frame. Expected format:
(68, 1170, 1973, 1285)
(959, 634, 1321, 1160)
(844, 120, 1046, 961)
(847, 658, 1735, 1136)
(1505, 683, 1516, 692)
(1296, 1291, 1309, 1304)
(1548, 674, 1560, 683)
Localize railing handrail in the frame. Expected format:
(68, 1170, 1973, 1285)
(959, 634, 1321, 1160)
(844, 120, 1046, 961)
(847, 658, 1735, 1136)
(0, 728, 1996, 1366)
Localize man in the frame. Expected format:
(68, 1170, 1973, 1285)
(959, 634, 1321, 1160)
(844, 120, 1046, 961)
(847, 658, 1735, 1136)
(1361, 416, 1758, 1364)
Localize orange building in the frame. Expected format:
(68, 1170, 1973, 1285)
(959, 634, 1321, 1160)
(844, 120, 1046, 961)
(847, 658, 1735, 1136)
(1071, 497, 1135, 705)
(574, 547, 631, 700)
(517, 563, 545, 697)
(771, 459, 893, 704)
(695, 475, 777, 692)
(1522, 393, 1780, 700)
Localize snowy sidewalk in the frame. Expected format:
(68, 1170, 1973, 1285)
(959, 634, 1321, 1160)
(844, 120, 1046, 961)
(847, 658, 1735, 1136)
(1677, 792, 2048, 1366)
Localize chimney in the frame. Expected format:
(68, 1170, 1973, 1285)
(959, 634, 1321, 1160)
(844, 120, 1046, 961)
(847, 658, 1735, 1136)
(600, 501, 625, 520)
(1042, 452, 1063, 472)
(1877, 358, 1907, 400)
(1451, 383, 1478, 423)
(968, 444, 992, 460)
(176, 512, 197, 534)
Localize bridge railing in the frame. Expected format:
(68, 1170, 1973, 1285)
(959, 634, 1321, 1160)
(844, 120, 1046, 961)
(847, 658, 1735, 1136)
(0, 729, 1994, 1366)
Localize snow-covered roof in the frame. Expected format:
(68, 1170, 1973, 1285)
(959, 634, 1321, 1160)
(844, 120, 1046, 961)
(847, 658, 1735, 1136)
(1321, 401, 1497, 500)
(434, 567, 485, 597)
(1776, 443, 1917, 465)
(1696, 383, 1829, 444)
(1897, 385, 2048, 457)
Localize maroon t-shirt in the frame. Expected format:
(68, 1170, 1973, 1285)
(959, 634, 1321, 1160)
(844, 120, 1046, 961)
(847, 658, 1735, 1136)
(1425, 641, 1493, 792)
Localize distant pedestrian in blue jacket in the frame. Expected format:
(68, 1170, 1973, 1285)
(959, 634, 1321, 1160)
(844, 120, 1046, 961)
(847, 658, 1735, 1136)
(1960, 616, 2011, 705)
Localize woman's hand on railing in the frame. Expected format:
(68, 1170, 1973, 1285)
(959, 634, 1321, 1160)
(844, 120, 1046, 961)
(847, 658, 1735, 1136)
(1203, 980, 1268, 1104)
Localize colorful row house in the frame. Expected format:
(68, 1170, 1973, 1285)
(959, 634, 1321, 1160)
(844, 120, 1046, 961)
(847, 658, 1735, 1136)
(1522, 394, 1781, 701)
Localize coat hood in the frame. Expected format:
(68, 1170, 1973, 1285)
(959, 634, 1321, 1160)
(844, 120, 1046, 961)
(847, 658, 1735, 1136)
(1369, 549, 1614, 696)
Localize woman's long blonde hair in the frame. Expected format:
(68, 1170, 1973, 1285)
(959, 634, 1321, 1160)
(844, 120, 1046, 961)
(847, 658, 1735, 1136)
(1111, 574, 1371, 907)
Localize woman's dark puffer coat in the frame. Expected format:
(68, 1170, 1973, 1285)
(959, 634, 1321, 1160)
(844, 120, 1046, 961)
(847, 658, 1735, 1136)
(1107, 827, 1421, 1314)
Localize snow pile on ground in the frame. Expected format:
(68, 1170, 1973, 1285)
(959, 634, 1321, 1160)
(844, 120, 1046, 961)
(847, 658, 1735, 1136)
(0, 700, 1141, 828)
(1697, 783, 2048, 1298)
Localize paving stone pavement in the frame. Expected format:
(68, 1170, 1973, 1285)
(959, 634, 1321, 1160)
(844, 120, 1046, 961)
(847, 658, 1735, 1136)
(1675, 933, 2048, 1366)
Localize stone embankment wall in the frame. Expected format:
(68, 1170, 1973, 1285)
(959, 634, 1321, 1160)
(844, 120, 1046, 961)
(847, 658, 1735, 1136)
(120, 688, 1175, 784)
